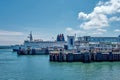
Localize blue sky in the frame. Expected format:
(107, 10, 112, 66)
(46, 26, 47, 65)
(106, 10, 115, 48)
(0, 0, 120, 45)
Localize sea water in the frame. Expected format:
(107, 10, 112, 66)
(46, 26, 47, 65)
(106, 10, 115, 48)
(0, 49, 120, 80)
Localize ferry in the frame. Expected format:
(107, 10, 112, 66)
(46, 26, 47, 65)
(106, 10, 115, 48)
(12, 32, 67, 55)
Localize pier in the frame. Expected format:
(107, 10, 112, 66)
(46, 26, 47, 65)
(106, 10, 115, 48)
(49, 51, 120, 63)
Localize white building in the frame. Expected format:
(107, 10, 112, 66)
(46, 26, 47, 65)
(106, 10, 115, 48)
(67, 36, 75, 49)
(75, 35, 120, 50)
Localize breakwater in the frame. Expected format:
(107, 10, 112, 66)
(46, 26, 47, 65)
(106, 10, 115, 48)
(49, 52, 120, 63)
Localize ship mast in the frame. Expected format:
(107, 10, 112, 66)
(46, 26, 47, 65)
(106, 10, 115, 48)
(29, 31, 33, 42)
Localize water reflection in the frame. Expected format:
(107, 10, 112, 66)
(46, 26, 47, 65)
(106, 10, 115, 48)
(0, 49, 120, 80)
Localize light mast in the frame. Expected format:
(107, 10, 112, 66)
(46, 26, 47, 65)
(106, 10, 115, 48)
(29, 31, 33, 42)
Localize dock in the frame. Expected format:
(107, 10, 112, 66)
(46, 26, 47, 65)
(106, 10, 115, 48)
(49, 51, 120, 63)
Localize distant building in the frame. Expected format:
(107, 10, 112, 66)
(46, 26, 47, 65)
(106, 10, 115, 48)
(77, 36, 120, 43)
(75, 35, 120, 50)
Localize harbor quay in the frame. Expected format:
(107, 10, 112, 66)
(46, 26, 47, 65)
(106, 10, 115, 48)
(49, 35, 120, 63)
(49, 50, 120, 63)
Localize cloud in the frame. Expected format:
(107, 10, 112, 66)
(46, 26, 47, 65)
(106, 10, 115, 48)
(97, 1, 104, 6)
(0, 30, 24, 36)
(93, 29, 107, 35)
(80, 14, 109, 30)
(109, 16, 120, 21)
(0, 35, 25, 45)
(0, 30, 24, 45)
(66, 27, 73, 31)
(78, 0, 120, 30)
(114, 29, 120, 32)
(66, 27, 86, 35)
(65, 27, 107, 36)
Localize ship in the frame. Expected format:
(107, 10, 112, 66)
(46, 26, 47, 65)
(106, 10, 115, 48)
(12, 32, 67, 55)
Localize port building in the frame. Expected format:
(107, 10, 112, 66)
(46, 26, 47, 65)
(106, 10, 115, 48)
(74, 35, 120, 51)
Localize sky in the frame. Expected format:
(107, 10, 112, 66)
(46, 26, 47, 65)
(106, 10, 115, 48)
(0, 0, 120, 45)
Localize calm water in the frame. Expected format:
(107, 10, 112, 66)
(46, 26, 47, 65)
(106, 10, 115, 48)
(0, 49, 120, 80)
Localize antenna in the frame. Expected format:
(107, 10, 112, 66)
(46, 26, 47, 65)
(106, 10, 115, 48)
(29, 31, 33, 41)
(52, 37, 54, 41)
